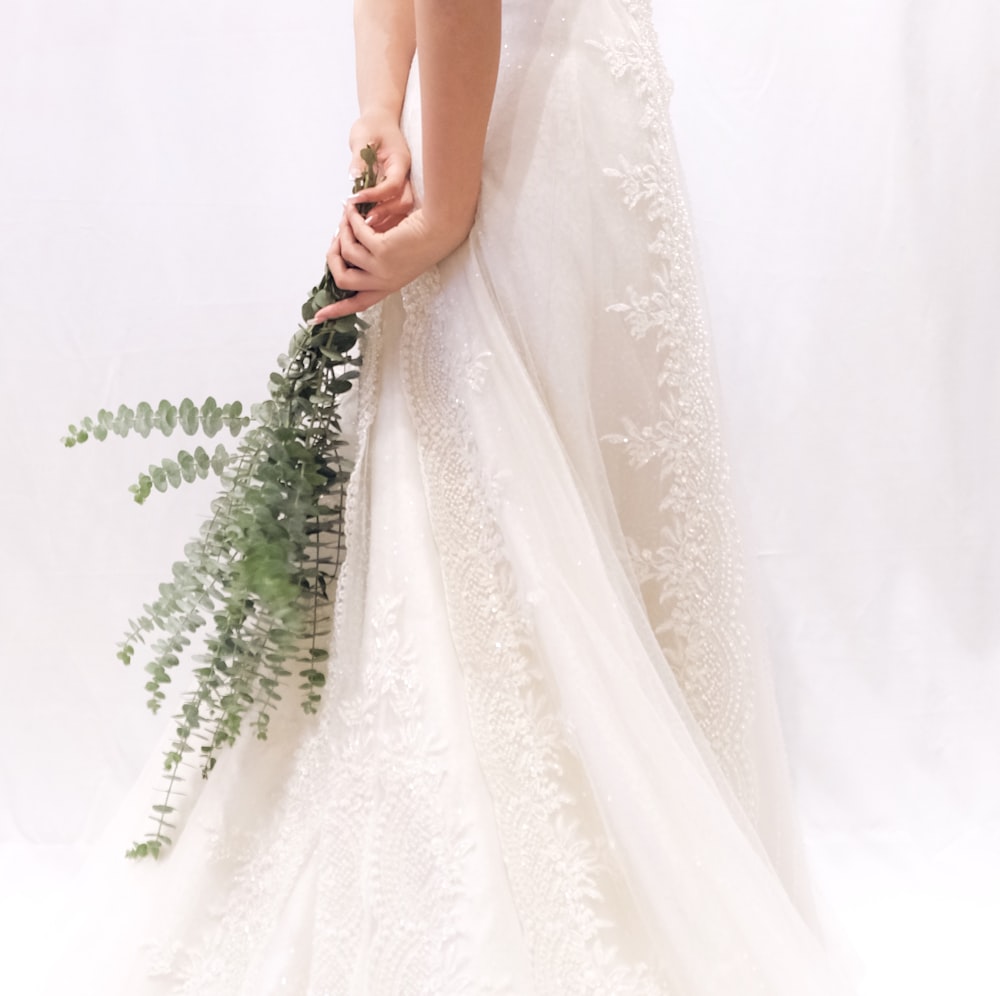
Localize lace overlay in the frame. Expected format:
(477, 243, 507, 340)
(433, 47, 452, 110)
(141, 306, 487, 995)
(400, 272, 669, 995)
(591, 10, 759, 818)
(314, 592, 481, 995)
(329, 304, 383, 655)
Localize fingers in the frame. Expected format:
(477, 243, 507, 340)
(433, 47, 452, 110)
(325, 207, 383, 294)
(319, 229, 383, 316)
(346, 124, 415, 232)
(326, 238, 357, 291)
(397, 181, 415, 216)
(349, 173, 406, 210)
(350, 148, 408, 200)
(350, 177, 406, 232)
(341, 206, 379, 268)
(344, 202, 382, 254)
(364, 180, 416, 232)
(352, 149, 411, 202)
(363, 204, 405, 234)
(364, 211, 399, 235)
(326, 235, 366, 294)
(312, 290, 384, 323)
(326, 204, 381, 278)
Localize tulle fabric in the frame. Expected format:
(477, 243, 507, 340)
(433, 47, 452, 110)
(38, 0, 852, 992)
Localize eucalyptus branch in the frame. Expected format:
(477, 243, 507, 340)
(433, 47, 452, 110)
(71, 145, 382, 859)
(63, 398, 249, 446)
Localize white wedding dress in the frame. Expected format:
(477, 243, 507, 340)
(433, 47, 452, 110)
(41, 1, 852, 992)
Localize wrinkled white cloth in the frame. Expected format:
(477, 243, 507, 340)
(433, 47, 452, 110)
(40, 1, 852, 992)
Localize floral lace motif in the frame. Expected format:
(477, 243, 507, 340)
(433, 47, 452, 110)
(400, 272, 669, 996)
(144, 309, 483, 996)
(591, 8, 759, 817)
(314, 592, 482, 995)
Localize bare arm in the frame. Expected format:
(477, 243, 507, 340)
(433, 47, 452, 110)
(315, 0, 502, 319)
(416, 0, 501, 234)
(349, 0, 417, 231)
(354, 0, 415, 125)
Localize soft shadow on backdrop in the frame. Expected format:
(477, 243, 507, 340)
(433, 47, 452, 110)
(1, 2, 997, 993)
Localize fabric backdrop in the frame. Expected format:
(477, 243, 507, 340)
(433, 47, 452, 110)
(1, 2, 997, 993)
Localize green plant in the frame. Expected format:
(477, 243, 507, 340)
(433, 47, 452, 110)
(64, 147, 380, 859)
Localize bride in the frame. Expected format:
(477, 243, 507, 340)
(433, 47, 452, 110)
(44, 0, 853, 992)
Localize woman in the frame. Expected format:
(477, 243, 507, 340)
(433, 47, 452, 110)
(47, 0, 852, 991)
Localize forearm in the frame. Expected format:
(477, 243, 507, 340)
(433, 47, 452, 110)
(354, 0, 416, 122)
(316, 0, 502, 323)
(416, 0, 501, 232)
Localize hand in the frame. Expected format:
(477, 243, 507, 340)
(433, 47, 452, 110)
(348, 113, 415, 234)
(312, 203, 471, 321)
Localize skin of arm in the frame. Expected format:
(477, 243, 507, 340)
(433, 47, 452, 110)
(354, 0, 414, 123)
(415, 0, 502, 235)
(350, 0, 416, 232)
(314, 0, 502, 320)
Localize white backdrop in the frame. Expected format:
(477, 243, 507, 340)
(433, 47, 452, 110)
(1, 1, 998, 993)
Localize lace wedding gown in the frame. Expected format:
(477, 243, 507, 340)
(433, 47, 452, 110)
(43, 1, 852, 992)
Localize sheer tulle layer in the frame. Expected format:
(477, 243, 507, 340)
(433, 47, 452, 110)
(40, 0, 853, 992)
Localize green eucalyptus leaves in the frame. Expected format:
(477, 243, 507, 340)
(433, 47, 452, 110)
(64, 146, 380, 859)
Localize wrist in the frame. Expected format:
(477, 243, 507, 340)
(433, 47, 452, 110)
(353, 106, 402, 134)
(423, 185, 481, 242)
(349, 111, 404, 161)
(420, 203, 477, 260)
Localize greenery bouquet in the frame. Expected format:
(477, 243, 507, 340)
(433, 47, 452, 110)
(63, 148, 380, 859)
